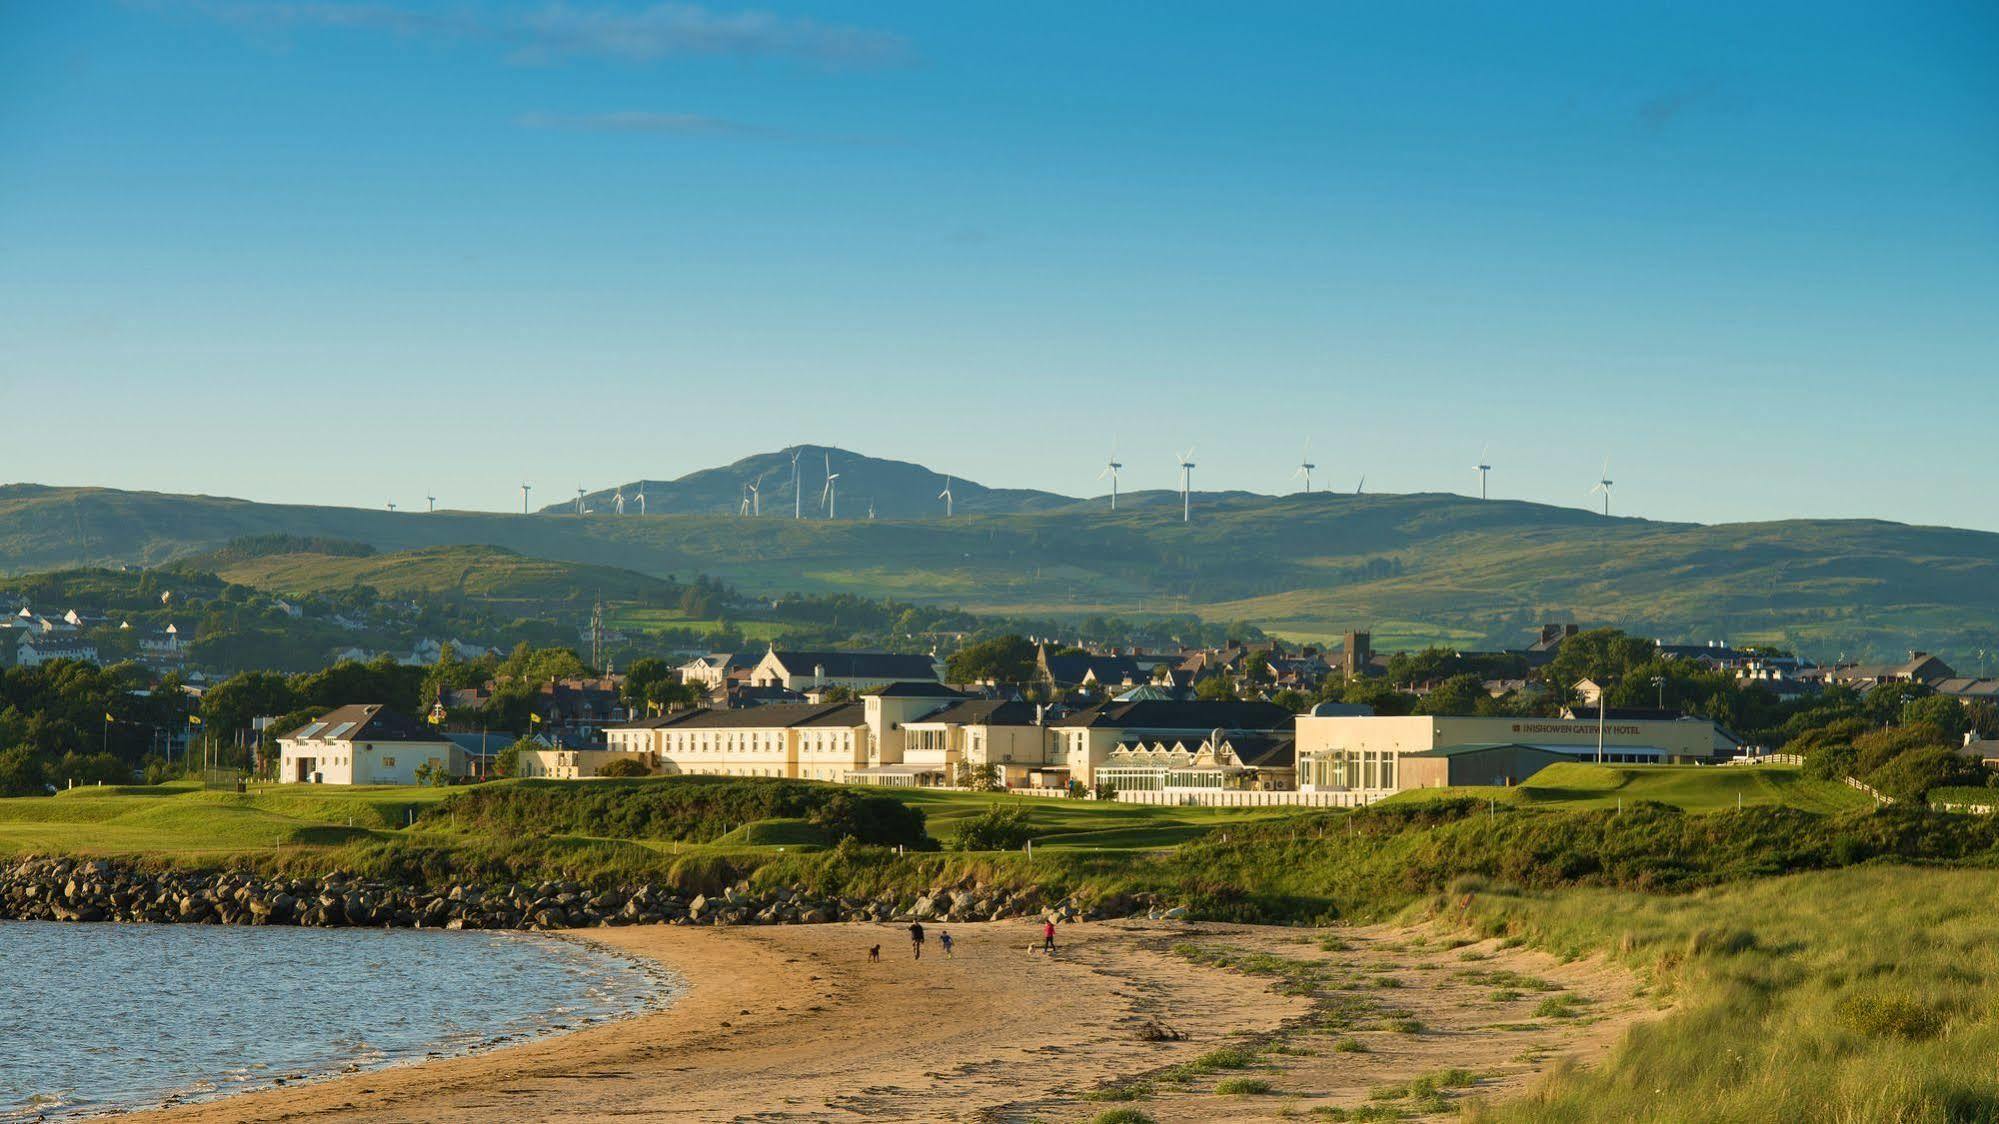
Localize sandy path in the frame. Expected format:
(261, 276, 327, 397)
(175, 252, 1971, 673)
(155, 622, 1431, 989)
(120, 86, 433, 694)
(126, 919, 1656, 1123)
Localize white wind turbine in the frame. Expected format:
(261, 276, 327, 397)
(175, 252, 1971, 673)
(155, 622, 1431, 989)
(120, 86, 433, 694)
(1590, 458, 1614, 516)
(739, 486, 752, 516)
(426, 493, 436, 513)
(634, 485, 646, 516)
(1177, 447, 1197, 523)
(1476, 446, 1492, 500)
(520, 483, 532, 514)
(1099, 441, 1123, 511)
(574, 486, 587, 515)
(613, 486, 626, 515)
(1295, 440, 1316, 494)
(820, 453, 841, 520)
(791, 449, 804, 520)
(747, 472, 764, 516)
(938, 475, 954, 518)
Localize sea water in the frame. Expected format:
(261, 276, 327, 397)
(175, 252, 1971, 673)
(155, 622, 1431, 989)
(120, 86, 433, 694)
(0, 921, 664, 1119)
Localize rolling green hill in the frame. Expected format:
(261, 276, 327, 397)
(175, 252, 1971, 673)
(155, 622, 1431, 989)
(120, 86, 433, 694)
(6, 476, 1999, 659)
(200, 544, 683, 604)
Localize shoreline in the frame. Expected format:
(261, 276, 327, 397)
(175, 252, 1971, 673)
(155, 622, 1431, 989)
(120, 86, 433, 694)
(1, 923, 672, 1124)
(110, 918, 1655, 1123)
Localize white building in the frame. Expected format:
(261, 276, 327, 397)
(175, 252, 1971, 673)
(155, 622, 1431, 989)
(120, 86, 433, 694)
(276, 704, 465, 785)
(1294, 711, 1735, 803)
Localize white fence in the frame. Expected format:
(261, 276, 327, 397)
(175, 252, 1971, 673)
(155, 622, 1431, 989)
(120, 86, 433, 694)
(1111, 788, 1375, 809)
(1728, 753, 1805, 766)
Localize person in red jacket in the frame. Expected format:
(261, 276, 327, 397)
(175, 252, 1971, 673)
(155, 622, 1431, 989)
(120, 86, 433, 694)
(1040, 919, 1057, 955)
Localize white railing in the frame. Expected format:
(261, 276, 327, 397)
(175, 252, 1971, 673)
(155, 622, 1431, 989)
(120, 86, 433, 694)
(1111, 788, 1374, 808)
(1728, 753, 1805, 766)
(1844, 776, 1895, 805)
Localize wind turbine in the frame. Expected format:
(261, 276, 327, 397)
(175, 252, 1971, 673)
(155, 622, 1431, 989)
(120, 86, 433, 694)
(1177, 447, 1197, 523)
(426, 494, 436, 513)
(634, 485, 646, 516)
(938, 475, 954, 518)
(613, 486, 626, 515)
(791, 448, 803, 520)
(1099, 442, 1123, 511)
(866, 499, 876, 520)
(739, 486, 752, 517)
(1295, 440, 1316, 494)
(574, 486, 587, 515)
(821, 454, 841, 520)
(747, 472, 764, 516)
(1476, 446, 1491, 500)
(385, 501, 397, 513)
(520, 483, 532, 514)
(1355, 475, 1366, 495)
(1590, 459, 1614, 516)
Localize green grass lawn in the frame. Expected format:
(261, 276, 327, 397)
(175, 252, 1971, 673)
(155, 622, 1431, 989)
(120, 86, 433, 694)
(1379, 762, 1873, 815)
(0, 783, 459, 858)
(877, 787, 1292, 850)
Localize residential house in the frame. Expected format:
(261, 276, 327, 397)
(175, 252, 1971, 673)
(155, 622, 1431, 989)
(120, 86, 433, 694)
(1096, 731, 1298, 796)
(276, 704, 464, 785)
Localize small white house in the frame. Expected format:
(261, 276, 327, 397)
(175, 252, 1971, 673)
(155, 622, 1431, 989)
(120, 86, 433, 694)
(276, 704, 464, 785)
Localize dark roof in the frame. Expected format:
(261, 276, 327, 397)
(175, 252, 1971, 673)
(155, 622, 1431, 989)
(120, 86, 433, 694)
(285, 704, 448, 744)
(768, 650, 939, 680)
(1562, 706, 1687, 722)
(628, 702, 862, 731)
(1041, 652, 1142, 685)
(870, 680, 969, 698)
(1225, 734, 1296, 769)
(798, 702, 869, 728)
(906, 699, 1042, 727)
(1050, 700, 1294, 733)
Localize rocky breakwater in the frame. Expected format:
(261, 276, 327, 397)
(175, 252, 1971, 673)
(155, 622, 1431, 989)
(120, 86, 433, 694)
(0, 857, 1184, 930)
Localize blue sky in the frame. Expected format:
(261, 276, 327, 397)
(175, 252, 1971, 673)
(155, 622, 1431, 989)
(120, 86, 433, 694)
(2, 2, 1994, 526)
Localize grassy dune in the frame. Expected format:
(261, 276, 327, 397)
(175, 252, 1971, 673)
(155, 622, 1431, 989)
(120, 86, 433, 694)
(1457, 866, 1999, 1122)
(1382, 763, 1875, 815)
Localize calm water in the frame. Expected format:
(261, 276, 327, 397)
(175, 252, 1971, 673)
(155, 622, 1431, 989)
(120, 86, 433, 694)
(0, 922, 666, 1120)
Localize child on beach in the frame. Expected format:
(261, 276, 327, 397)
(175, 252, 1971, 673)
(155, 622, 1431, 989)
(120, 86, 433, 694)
(909, 920, 926, 960)
(1041, 919, 1057, 955)
(938, 930, 954, 957)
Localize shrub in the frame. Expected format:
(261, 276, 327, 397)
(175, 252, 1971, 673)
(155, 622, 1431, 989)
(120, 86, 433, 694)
(596, 756, 651, 778)
(953, 804, 1034, 851)
(1332, 1036, 1369, 1052)
(1835, 993, 1946, 1040)
(1086, 1111, 1156, 1124)
(1215, 1077, 1273, 1095)
(1388, 1017, 1424, 1034)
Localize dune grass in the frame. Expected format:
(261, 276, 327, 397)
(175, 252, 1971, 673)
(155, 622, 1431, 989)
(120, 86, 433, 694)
(1451, 866, 1999, 1123)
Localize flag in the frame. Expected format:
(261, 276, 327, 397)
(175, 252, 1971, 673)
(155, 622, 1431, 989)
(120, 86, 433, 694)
(528, 712, 542, 725)
(104, 712, 115, 723)
(187, 714, 203, 726)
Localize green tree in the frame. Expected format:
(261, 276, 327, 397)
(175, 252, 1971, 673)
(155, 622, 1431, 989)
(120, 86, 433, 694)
(946, 635, 1037, 685)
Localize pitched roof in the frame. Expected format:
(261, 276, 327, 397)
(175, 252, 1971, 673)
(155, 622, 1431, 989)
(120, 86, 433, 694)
(870, 680, 969, 698)
(768, 649, 939, 680)
(285, 704, 448, 744)
(627, 702, 863, 731)
(1050, 699, 1294, 732)
(904, 699, 1042, 727)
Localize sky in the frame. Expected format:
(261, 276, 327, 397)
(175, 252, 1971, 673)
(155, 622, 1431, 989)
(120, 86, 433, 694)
(1, 1, 1995, 526)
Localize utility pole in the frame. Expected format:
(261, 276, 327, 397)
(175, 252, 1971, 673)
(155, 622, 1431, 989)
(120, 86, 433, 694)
(1595, 690, 1607, 764)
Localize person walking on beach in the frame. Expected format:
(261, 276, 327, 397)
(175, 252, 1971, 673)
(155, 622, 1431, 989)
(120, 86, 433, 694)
(1041, 919, 1057, 955)
(939, 930, 954, 958)
(909, 920, 926, 960)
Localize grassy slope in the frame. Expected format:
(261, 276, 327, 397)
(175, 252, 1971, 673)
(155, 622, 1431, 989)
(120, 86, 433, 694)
(8, 483, 1999, 657)
(209, 544, 679, 603)
(1459, 866, 1999, 1122)
(1381, 762, 1875, 815)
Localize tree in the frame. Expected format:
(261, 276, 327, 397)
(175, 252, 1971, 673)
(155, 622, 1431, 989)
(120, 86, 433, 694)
(493, 735, 537, 778)
(0, 746, 43, 797)
(597, 756, 652, 778)
(1195, 674, 1240, 702)
(1545, 629, 1656, 694)
(1415, 673, 1486, 717)
(946, 635, 1037, 685)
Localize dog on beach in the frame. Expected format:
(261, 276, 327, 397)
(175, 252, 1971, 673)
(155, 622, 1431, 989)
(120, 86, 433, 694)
(868, 944, 881, 961)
